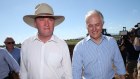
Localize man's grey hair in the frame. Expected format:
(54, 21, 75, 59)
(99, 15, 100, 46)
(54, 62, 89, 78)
(85, 10, 104, 24)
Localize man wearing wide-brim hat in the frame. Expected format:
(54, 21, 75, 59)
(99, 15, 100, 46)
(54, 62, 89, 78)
(20, 3, 72, 79)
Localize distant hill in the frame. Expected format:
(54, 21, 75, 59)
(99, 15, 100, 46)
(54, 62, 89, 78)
(0, 35, 120, 47)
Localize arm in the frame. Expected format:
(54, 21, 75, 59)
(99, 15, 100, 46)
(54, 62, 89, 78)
(62, 43, 72, 79)
(113, 39, 126, 75)
(72, 43, 83, 79)
(137, 59, 140, 79)
(19, 44, 28, 79)
(4, 49, 20, 73)
(133, 37, 140, 51)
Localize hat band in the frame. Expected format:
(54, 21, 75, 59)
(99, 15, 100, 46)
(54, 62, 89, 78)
(36, 13, 53, 16)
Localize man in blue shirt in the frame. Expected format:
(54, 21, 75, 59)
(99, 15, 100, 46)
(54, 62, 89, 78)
(4, 37, 21, 65)
(72, 10, 126, 79)
(0, 48, 19, 79)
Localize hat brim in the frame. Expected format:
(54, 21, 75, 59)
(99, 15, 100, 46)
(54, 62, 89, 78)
(23, 15, 65, 28)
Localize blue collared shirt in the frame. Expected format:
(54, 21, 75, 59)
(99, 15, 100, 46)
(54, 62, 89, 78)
(72, 35, 126, 79)
(0, 48, 20, 79)
(5, 47, 21, 65)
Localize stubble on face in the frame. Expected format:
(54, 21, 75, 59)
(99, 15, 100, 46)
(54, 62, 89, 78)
(34, 17, 55, 42)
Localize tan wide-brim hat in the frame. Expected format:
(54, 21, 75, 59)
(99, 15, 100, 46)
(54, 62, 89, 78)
(23, 3, 65, 28)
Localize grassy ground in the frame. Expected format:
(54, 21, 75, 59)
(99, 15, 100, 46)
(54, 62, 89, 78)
(66, 39, 81, 45)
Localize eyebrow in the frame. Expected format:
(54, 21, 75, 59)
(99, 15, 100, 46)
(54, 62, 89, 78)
(35, 16, 55, 20)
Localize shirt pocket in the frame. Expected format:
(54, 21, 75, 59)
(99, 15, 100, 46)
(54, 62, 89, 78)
(45, 52, 63, 67)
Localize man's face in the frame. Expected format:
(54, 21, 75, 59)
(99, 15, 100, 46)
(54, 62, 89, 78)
(35, 16, 55, 37)
(5, 39, 15, 49)
(86, 14, 103, 40)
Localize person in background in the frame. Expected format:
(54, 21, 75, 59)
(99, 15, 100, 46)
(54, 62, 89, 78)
(133, 36, 140, 79)
(20, 3, 72, 79)
(118, 35, 127, 67)
(120, 29, 140, 79)
(72, 10, 126, 79)
(0, 47, 20, 79)
(4, 37, 20, 65)
(137, 55, 140, 79)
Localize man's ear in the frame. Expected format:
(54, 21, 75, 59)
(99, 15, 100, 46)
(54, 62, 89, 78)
(34, 21, 37, 27)
(102, 21, 105, 25)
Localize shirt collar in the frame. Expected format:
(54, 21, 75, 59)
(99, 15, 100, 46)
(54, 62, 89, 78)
(33, 34, 58, 43)
(86, 35, 106, 42)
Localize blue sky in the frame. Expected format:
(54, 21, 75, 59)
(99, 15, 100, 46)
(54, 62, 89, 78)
(0, 0, 140, 45)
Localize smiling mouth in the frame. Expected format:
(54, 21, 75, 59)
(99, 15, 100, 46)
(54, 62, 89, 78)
(92, 32, 97, 34)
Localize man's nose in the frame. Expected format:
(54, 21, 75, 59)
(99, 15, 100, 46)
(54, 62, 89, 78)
(44, 19, 49, 26)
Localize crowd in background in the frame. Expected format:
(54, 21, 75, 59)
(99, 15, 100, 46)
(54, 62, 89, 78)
(117, 27, 140, 79)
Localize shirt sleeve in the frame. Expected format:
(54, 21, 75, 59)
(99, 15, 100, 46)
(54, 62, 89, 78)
(113, 39, 126, 75)
(62, 43, 72, 79)
(19, 44, 28, 79)
(134, 45, 140, 51)
(3, 49, 20, 73)
(72, 43, 83, 79)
